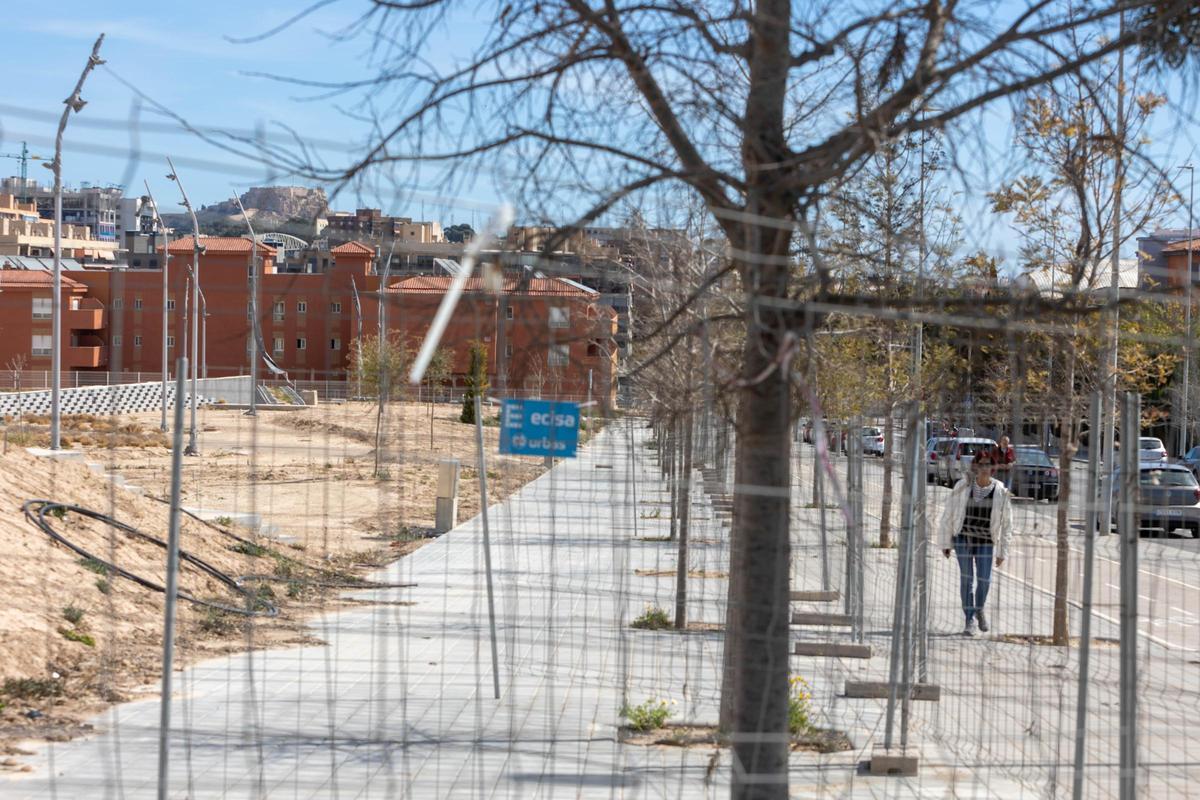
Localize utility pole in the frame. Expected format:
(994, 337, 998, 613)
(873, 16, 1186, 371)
(1100, 16, 1126, 534)
(1181, 164, 1196, 457)
(49, 35, 105, 450)
(143, 181, 171, 432)
(233, 193, 259, 416)
(166, 157, 202, 456)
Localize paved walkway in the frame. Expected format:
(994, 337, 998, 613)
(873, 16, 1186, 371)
(15, 422, 1185, 798)
(791, 441, 1200, 798)
(0, 422, 783, 798)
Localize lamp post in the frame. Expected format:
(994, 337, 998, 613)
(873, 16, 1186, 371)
(48, 35, 104, 450)
(232, 193, 259, 416)
(142, 181, 171, 433)
(166, 158, 202, 456)
(1181, 164, 1196, 457)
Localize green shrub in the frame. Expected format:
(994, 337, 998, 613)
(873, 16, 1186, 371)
(95, 578, 112, 595)
(620, 698, 673, 732)
(2, 677, 64, 699)
(62, 605, 84, 625)
(214, 515, 235, 527)
(231, 540, 268, 557)
(631, 605, 672, 630)
(59, 628, 96, 647)
(79, 558, 109, 575)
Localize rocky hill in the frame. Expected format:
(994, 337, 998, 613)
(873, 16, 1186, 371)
(165, 186, 329, 238)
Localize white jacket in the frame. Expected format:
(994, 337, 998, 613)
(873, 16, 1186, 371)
(936, 477, 1013, 561)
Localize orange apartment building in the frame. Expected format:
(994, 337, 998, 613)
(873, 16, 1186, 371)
(0, 236, 618, 404)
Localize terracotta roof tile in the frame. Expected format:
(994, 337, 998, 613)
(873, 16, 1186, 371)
(331, 241, 375, 255)
(1162, 238, 1200, 254)
(0, 269, 83, 289)
(165, 236, 277, 255)
(384, 275, 597, 297)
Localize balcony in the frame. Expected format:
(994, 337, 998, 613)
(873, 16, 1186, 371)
(66, 297, 106, 330)
(66, 335, 107, 368)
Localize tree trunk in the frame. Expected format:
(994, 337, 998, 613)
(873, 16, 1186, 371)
(1053, 339, 1078, 645)
(720, 225, 793, 797)
(879, 411, 895, 547)
(670, 417, 680, 541)
(675, 410, 693, 629)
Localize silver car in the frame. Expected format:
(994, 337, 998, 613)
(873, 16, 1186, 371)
(925, 437, 954, 483)
(934, 437, 998, 486)
(862, 426, 885, 457)
(1106, 463, 1200, 537)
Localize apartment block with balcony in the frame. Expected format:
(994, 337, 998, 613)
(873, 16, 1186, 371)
(0, 270, 108, 372)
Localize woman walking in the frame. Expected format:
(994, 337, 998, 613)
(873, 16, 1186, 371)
(939, 451, 1013, 636)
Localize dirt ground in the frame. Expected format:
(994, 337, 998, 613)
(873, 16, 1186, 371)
(0, 400, 550, 762)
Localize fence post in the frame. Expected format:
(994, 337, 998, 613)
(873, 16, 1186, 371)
(914, 402, 929, 683)
(156, 357, 187, 800)
(1118, 391, 1140, 800)
(1072, 392, 1103, 800)
(845, 416, 863, 637)
(882, 402, 920, 754)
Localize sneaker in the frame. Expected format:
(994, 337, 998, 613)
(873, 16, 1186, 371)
(963, 618, 978, 637)
(976, 609, 989, 633)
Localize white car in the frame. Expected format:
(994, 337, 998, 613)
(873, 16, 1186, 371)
(1139, 437, 1168, 464)
(862, 426, 885, 456)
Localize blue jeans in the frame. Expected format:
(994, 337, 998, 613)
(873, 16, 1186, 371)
(954, 535, 994, 623)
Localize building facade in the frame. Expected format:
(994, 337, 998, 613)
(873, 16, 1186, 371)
(0, 237, 617, 405)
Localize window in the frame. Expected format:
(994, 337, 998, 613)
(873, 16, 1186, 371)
(505, 342, 513, 357)
(133, 298, 143, 310)
(505, 305, 514, 320)
(330, 301, 342, 314)
(31, 297, 51, 319)
(273, 337, 284, 354)
(112, 335, 122, 347)
(133, 335, 143, 347)
(587, 339, 603, 358)
(548, 343, 569, 366)
(549, 306, 569, 329)
(167, 336, 176, 349)
(113, 297, 123, 310)
(166, 298, 176, 311)
(297, 300, 307, 314)
(330, 338, 341, 351)
(31, 334, 51, 356)
(296, 337, 306, 350)
(273, 301, 285, 322)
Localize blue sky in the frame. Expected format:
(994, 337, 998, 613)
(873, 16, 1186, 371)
(0, 2, 1195, 262)
(0, 1, 501, 225)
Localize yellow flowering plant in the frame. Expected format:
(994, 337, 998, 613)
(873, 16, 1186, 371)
(788, 675, 813, 735)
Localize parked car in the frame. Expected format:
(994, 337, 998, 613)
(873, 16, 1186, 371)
(934, 437, 998, 486)
(1139, 437, 1168, 464)
(925, 436, 954, 483)
(1010, 445, 1059, 501)
(1179, 445, 1200, 477)
(1105, 463, 1200, 536)
(862, 426, 885, 457)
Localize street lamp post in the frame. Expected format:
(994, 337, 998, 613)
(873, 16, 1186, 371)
(142, 181, 171, 433)
(232, 193, 259, 416)
(1181, 164, 1196, 457)
(166, 158, 202, 456)
(48, 35, 104, 450)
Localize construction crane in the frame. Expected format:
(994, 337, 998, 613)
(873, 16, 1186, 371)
(0, 142, 44, 200)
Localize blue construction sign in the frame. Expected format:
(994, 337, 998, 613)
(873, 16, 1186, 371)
(499, 398, 581, 458)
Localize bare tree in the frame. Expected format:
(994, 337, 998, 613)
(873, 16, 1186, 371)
(245, 2, 1196, 795)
